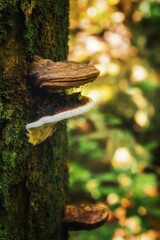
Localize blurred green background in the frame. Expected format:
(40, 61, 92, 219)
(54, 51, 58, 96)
(68, 0, 160, 239)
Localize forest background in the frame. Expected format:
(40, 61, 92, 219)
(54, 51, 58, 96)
(68, 0, 160, 239)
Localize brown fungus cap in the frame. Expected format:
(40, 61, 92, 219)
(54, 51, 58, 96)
(28, 58, 100, 88)
(64, 202, 109, 231)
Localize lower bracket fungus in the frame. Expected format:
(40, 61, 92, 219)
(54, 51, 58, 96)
(26, 93, 94, 145)
(64, 202, 109, 231)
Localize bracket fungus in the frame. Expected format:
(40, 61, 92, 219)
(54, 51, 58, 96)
(28, 58, 100, 88)
(26, 57, 100, 145)
(64, 202, 109, 231)
(26, 93, 94, 145)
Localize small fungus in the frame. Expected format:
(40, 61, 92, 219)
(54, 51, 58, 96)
(28, 58, 100, 88)
(64, 202, 109, 231)
(26, 57, 100, 145)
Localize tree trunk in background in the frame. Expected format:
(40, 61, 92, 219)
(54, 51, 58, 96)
(0, 1, 69, 239)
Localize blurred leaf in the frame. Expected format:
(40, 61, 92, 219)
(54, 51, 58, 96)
(70, 163, 91, 184)
(144, 141, 159, 151)
(74, 139, 105, 160)
(95, 172, 117, 182)
(130, 81, 158, 91)
(105, 115, 123, 126)
(150, 208, 160, 217)
(132, 174, 158, 197)
(99, 186, 120, 196)
(70, 222, 119, 240)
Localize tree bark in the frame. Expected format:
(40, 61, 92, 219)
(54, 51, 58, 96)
(0, 0, 69, 239)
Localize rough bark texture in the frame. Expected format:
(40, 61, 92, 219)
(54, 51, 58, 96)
(0, 0, 69, 239)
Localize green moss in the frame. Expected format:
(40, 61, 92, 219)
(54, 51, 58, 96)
(2, 151, 17, 169)
(25, 122, 68, 239)
(0, 0, 18, 46)
(0, 26, 7, 46)
(0, 102, 3, 117)
(0, 0, 18, 10)
(0, 226, 8, 240)
(0, 61, 29, 240)
(21, 0, 69, 60)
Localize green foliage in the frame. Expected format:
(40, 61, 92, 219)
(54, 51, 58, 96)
(69, 0, 160, 239)
(132, 174, 157, 197)
(75, 139, 105, 160)
(70, 222, 119, 240)
(131, 1, 160, 66)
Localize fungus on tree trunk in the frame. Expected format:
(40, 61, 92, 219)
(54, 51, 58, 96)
(26, 57, 100, 145)
(64, 202, 110, 231)
(28, 58, 100, 88)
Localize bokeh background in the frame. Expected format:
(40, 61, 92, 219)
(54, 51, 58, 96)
(68, 0, 160, 239)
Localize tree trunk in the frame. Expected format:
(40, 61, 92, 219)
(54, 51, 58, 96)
(0, 1, 69, 239)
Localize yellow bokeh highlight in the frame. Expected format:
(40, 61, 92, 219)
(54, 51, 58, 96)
(112, 12, 125, 23)
(87, 7, 97, 18)
(107, 193, 119, 205)
(86, 85, 113, 104)
(131, 65, 148, 82)
(125, 216, 141, 234)
(138, 206, 147, 216)
(86, 179, 98, 192)
(107, 62, 120, 76)
(135, 110, 148, 127)
(107, 0, 120, 6)
(112, 147, 135, 169)
(118, 174, 132, 187)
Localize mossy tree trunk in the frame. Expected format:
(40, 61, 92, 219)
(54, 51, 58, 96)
(0, 1, 69, 239)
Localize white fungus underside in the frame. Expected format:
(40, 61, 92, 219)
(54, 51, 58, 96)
(26, 98, 94, 145)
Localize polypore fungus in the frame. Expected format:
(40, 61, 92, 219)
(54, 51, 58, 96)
(26, 93, 94, 145)
(64, 202, 109, 231)
(28, 58, 100, 88)
(26, 57, 100, 145)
